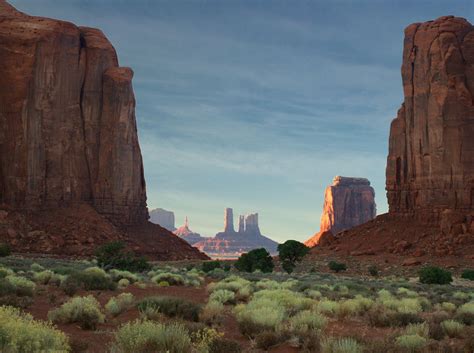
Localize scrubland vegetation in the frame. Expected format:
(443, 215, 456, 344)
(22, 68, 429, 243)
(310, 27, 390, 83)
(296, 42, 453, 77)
(0, 244, 473, 352)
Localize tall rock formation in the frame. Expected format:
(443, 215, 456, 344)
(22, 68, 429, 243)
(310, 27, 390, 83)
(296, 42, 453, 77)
(195, 208, 278, 257)
(0, 1, 208, 260)
(224, 208, 235, 233)
(386, 16, 474, 227)
(149, 208, 176, 231)
(305, 176, 376, 247)
(0, 1, 146, 225)
(173, 217, 205, 245)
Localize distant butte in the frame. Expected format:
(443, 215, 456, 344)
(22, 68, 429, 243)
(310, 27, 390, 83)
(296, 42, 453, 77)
(305, 176, 376, 247)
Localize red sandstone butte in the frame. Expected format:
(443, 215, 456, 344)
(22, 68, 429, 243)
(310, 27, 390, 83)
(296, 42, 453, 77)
(305, 176, 376, 247)
(0, 1, 207, 260)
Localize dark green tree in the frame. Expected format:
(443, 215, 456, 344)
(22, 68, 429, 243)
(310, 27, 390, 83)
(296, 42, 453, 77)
(234, 248, 274, 273)
(277, 240, 309, 274)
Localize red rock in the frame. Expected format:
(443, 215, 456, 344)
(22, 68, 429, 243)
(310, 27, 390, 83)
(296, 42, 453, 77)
(386, 16, 474, 224)
(402, 258, 421, 266)
(305, 176, 376, 246)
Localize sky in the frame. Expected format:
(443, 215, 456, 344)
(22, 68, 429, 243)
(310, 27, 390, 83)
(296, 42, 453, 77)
(10, 0, 474, 242)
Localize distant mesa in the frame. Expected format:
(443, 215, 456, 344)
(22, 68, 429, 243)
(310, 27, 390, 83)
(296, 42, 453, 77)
(173, 217, 205, 245)
(305, 176, 376, 247)
(149, 208, 176, 231)
(194, 208, 279, 258)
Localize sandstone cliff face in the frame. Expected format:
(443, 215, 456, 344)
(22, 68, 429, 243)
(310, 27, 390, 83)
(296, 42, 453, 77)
(0, 1, 147, 225)
(386, 16, 474, 224)
(305, 176, 376, 247)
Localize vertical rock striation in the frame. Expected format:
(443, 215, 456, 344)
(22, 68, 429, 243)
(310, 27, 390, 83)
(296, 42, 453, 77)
(305, 176, 376, 247)
(386, 16, 474, 224)
(0, 1, 147, 225)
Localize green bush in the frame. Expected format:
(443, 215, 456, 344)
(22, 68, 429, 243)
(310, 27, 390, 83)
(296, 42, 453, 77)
(461, 269, 474, 281)
(151, 272, 184, 286)
(234, 248, 274, 273)
(328, 261, 347, 273)
(0, 306, 69, 352)
(200, 301, 225, 325)
(137, 296, 201, 321)
(321, 337, 362, 353)
(395, 334, 427, 352)
(277, 240, 309, 274)
(289, 310, 327, 334)
(61, 267, 116, 293)
(48, 295, 105, 330)
(112, 320, 191, 353)
(202, 261, 221, 273)
(95, 241, 151, 272)
(419, 266, 452, 285)
(105, 293, 135, 317)
(209, 289, 235, 305)
(0, 243, 11, 257)
(33, 270, 54, 285)
(5, 275, 36, 296)
(441, 319, 465, 338)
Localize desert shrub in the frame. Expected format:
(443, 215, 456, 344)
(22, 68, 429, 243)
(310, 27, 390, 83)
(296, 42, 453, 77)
(33, 270, 54, 285)
(30, 263, 44, 272)
(453, 291, 469, 300)
(278, 240, 310, 274)
(0, 243, 11, 257)
(255, 331, 286, 350)
(440, 302, 456, 312)
(0, 266, 13, 278)
(191, 327, 223, 352)
(151, 272, 185, 286)
(95, 241, 151, 272)
(461, 269, 474, 281)
(117, 278, 130, 288)
(328, 261, 347, 273)
(109, 269, 139, 283)
(336, 296, 374, 318)
(208, 337, 242, 353)
(289, 310, 327, 334)
(318, 299, 338, 316)
(419, 266, 452, 285)
(306, 289, 323, 299)
(0, 306, 69, 352)
(234, 300, 285, 336)
(62, 267, 116, 292)
(367, 305, 423, 328)
(441, 319, 464, 338)
(253, 289, 312, 314)
(48, 295, 105, 330)
(105, 293, 135, 317)
(321, 337, 362, 353)
(234, 248, 274, 273)
(455, 302, 474, 325)
(200, 301, 225, 325)
(112, 320, 191, 353)
(404, 322, 429, 338)
(137, 296, 201, 321)
(368, 265, 379, 277)
(5, 275, 35, 296)
(395, 334, 427, 352)
(0, 294, 33, 308)
(202, 261, 221, 273)
(209, 289, 235, 305)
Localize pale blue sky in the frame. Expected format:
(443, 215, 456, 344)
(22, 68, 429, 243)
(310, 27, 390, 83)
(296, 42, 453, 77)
(10, 0, 473, 242)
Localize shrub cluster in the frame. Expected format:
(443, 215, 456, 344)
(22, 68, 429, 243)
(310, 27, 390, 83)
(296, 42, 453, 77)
(48, 295, 105, 330)
(328, 261, 347, 273)
(95, 241, 151, 272)
(137, 296, 202, 322)
(105, 293, 135, 317)
(419, 266, 452, 285)
(0, 306, 69, 352)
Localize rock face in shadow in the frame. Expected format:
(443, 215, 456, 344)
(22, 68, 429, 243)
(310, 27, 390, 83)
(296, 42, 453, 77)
(0, 1, 208, 260)
(305, 176, 376, 247)
(0, 1, 147, 225)
(194, 208, 278, 257)
(386, 16, 474, 225)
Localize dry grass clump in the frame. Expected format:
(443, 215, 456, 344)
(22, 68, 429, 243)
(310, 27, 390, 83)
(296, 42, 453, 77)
(48, 295, 104, 330)
(105, 293, 135, 317)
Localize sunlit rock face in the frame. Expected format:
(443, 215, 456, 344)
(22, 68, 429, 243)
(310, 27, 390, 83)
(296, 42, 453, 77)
(173, 217, 204, 245)
(0, 1, 147, 225)
(305, 176, 376, 247)
(386, 16, 474, 226)
(149, 208, 176, 231)
(194, 208, 278, 257)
